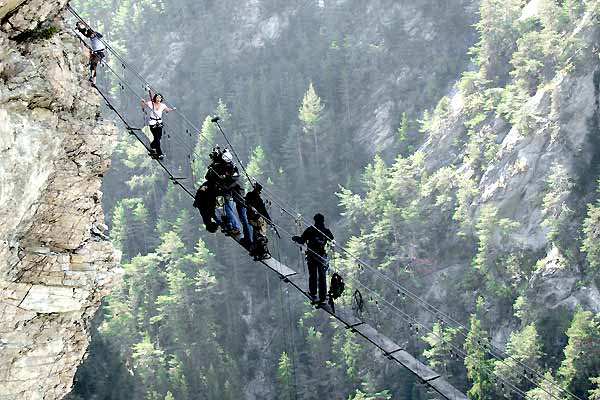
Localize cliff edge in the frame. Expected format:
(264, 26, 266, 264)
(0, 1, 121, 398)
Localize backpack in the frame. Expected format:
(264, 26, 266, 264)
(329, 273, 345, 300)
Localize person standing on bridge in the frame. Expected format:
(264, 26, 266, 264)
(292, 213, 334, 304)
(75, 21, 105, 84)
(140, 90, 175, 160)
(245, 182, 272, 260)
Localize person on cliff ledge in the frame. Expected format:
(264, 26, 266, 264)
(75, 21, 105, 84)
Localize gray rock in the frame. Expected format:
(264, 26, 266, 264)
(0, 1, 121, 399)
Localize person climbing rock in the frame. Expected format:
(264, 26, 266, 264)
(292, 213, 334, 304)
(75, 21, 105, 84)
(140, 90, 175, 159)
(245, 182, 272, 260)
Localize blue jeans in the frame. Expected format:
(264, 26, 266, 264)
(236, 202, 253, 243)
(223, 198, 240, 231)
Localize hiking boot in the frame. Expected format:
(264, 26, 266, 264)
(206, 224, 218, 233)
(255, 253, 271, 261)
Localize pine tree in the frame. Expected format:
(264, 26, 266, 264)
(582, 183, 600, 275)
(541, 161, 574, 249)
(246, 145, 268, 189)
(423, 322, 461, 379)
(473, 0, 526, 84)
(464, 297, 494, 400)
(557, 308, 600, 397)
(590, 376, 600, 400)
(277, 352, 294, 400)
(132, 334, 170, 397)
(526, 371, 563, 399)
(492, 324, 542, 395)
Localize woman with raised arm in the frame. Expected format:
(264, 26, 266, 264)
(140, 89, 175, 159)
(75, 21, 105, 84)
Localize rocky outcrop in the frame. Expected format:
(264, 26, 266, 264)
(420, 1, 600, 315)
(0, 1, 121, 399)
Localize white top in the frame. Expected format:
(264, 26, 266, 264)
(146, 101, 168, 125)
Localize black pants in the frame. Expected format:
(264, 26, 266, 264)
(307, 256, 327, 302)
(198, 206, 220, 232)
(149, 124, 163, 156)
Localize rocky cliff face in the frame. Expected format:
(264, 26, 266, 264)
(418, 0, 600, 330)
(0, 1, 120, 399)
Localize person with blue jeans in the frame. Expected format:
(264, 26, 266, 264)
(233, 185, 253, 248)
(220, 150, 242, 236)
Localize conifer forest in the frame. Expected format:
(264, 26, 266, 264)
(65, 1, 600, 399)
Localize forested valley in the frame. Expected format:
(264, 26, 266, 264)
(66, 1, 600, 399)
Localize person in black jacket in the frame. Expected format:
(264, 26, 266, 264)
(219, 150, 242, 236)
(245, 183, 271, 260)
(292, 213, 334, 303)
(205, 147, 241, 235)
(193, 181, 221, 233)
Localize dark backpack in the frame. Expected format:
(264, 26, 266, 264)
(329, 273, 345, 300)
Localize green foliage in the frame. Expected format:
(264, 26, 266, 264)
(472, 205, 519, 276)
(246, 145, 268, 190)
(582, 182, 600, 275)
(341, 329, 363, 378)
(423, 321, 461, 378)
(590, 376, 600, 400)
(347, 388, 391, 400)
(418, 97, 451, 138)
(526, 370, 563, 399)
(111, 198, 154, 260)
(492, 324, 542, 393)
(277, 352, 294, 400)
(557, 308, 600, 396)
(70, 0, 600, 398)
(464, 297, 494, 400)
(472, 0, 526, 83)
(513, 295, 529, 322)
(510, 29, 560, 95)
(541, 163, 574, 247)
(396, 112, 409, 143)
(14, 25, 59, 42)
(299, 82, 324, 131)
(453, 174, 478, 235)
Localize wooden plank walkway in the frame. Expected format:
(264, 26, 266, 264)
(245, 243, 468, 400)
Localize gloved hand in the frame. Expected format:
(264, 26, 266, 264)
(292, 236, 301, 244)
